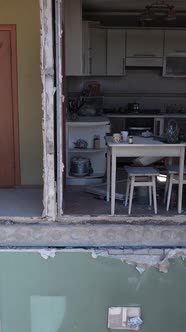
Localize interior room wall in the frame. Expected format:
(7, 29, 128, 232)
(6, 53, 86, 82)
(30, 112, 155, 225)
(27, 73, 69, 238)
(0, 0, 42, 185)
(67, 69, 186, 111)
(1, 251, 186, 332)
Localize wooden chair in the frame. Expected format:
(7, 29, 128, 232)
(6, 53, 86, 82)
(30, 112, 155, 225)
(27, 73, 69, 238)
(163, 165, 186, 211)
(124, 166, 160, 215)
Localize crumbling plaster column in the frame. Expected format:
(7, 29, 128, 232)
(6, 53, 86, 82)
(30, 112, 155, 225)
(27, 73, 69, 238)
(40, 0, 56, 220)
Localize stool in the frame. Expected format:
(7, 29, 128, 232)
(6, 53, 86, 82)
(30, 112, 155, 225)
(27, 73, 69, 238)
(124, 166, 160, 215)
(163, 165, 186, 211)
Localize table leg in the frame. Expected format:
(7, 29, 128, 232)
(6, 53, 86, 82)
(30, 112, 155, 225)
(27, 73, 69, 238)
(111, 148, 116, 216)
(106, 147, 111, 202)
(178, 147, 185, 214)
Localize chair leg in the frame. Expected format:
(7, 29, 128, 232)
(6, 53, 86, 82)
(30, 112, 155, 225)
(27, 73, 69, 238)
(166, 174, 173, 212)
(148, 178, 152, 206)
(152, 176, 157, 214)
(128, 176, 135, 215)
(125, 177, 130, 207)
(163, 175, 169, 204)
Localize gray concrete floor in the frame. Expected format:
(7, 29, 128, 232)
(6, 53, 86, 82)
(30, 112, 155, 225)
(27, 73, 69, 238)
(0, 188, 43, 217)
(64, 169, 186, 216)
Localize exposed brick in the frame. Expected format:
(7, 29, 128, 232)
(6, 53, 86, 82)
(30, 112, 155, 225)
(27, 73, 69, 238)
(148, 249, 164, 255)
(108, 249, 124, 255)
(133, 249, 149, 255)
(123, 249, 134, 254)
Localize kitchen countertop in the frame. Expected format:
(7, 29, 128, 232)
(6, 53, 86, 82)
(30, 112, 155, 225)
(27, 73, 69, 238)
(106, 113, 186, 118)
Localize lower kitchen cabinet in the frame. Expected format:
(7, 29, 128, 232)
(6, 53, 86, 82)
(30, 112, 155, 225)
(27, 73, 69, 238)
(66, 119, 110, 185)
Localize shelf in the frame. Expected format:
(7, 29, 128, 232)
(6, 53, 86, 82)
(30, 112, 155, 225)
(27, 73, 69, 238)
(68, 148, 106, 153)
(67, 172, 105, 179)
(67, 118, 110, 126)
(66, 172, 105, 185)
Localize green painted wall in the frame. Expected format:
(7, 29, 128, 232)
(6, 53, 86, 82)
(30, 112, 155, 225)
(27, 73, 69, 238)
(0, 0, 42, 185)
(0, 252, 186, 331)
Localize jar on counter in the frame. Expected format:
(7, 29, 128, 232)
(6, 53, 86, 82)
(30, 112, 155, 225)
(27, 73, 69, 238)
(128, 136, 133, 144)
(93, 135, 100, 149)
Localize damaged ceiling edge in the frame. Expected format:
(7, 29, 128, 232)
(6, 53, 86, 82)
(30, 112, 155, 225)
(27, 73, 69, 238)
(91, 248, 186, 273)
(0, 247, 185, 274)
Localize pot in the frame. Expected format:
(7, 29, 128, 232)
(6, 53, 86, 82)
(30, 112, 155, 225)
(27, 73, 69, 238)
(70, 157, 93, 177)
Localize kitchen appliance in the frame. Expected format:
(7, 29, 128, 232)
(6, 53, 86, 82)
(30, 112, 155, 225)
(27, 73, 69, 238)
(126, 118, 154, 134)
(166, 119, 179, 143)
(70, 157, 93, 177)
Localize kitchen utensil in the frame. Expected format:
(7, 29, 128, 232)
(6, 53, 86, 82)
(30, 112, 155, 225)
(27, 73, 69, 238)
(113, 133, 121, 143)
(70, 157, 93, 177)
(73, 139, 88, 149)
(121, 131, 129, 142)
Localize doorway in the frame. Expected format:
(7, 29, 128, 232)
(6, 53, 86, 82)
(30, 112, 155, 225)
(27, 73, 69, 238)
(0, 25, 20, 187)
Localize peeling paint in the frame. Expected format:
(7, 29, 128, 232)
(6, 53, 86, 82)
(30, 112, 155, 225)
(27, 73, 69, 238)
(92, 248, 186, 273)
(39, 249, 56, 259)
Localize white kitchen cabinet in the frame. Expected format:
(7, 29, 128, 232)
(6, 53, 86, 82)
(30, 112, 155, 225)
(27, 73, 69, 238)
(64, 0, 83, 76)
(107, 29, 126, 76)
(126, 29, 164, 66)
(66, 119, 110, 185)
(89, 27, 107, 76)
(87, 27, 126, 76)
(164, 30, 186, 54)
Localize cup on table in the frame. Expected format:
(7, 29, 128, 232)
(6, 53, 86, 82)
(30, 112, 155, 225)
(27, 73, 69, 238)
(121, 130, 129, 142)
(113, 133, 121, 143)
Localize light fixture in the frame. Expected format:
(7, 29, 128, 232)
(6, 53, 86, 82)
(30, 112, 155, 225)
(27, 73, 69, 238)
(140, 2, 176, 22)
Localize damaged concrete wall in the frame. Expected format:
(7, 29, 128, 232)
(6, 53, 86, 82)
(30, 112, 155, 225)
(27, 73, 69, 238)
(40, 0, 56, 219)
(0, 251, 186, 331)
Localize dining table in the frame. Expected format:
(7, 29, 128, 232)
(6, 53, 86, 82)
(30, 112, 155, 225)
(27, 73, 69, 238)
(106, 136, 186, 215)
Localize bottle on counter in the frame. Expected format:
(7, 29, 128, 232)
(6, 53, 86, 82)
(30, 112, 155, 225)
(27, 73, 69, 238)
(93, 135, 100, 149)
(128, 136, 133, 144)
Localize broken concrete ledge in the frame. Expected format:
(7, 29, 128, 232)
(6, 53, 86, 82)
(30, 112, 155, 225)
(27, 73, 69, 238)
(0, 223, 186, 247)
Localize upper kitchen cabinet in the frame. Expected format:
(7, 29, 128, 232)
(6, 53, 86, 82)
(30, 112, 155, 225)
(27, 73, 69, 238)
(163, 30, 186, 77)
(164, 30, 186, 54)
(107, 29, 126, 76)
(126, 29, 164, 66)
(86, 27, 126, 76)
(89, 27, 107, 76)
(64, 0, 83, 76)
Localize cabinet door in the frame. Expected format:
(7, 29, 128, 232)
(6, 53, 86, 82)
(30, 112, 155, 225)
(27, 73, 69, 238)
(107, 29, 126, 76)
(90, 28, 107, 75)
(82, 21, 90, 75)
(164, 30, 186, 54)
(127, 29, 164, 57)
(65, 0, 83, 75)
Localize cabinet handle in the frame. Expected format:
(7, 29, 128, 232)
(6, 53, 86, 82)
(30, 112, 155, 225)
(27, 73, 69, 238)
(133, 54, 155, 57)
(83, 53, 85, 74)
(174, 50, 186, 53)
(89, 57, 92, 75)
(123, 58, 125, 75)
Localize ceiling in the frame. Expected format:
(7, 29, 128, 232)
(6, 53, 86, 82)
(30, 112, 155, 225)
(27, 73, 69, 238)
(83, 0, 186, 12)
